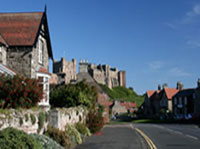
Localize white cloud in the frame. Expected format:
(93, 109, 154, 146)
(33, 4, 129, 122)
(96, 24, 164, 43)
(182, 4, 200, 24)
(148, 61, 164, 71)
(164, 22, 177, 30)
(168, 67, 191, 77)
(187, 40, 200, 48)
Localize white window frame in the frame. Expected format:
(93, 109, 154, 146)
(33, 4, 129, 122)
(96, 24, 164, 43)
(37, 72, 50, 106)
(38, 39, 43, 64)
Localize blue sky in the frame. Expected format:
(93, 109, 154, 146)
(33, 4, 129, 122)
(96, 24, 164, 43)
(1, 0, 200, 94)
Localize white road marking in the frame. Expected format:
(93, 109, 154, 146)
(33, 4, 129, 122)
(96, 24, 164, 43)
(173, 131, 183, 135)
(185, 135, 198, 140)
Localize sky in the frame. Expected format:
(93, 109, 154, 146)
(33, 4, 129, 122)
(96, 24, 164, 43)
(1, 0, 200, 95)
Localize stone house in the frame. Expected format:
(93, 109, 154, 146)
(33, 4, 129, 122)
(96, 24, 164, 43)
(52, 57, 76, 85)
(172, 80, 200, 119)
(0, 10, 53, 106)
(160, 88, 178, 112)
(144, 90, 155, 115)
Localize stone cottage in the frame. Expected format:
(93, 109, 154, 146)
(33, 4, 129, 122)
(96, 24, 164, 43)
(0, 9, 53, 107)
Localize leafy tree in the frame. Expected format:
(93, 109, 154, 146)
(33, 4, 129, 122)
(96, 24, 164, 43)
(50, 81, 97, 108)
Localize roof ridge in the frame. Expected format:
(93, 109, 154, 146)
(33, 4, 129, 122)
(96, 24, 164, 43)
(0, 11, 44, 14)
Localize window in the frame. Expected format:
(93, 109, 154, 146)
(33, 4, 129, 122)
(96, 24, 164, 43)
(184, 97, 187, 105)
(174, 98, 177, 105)
(193, 93, 196, 99)
(179, 97, 182, 104)
(38, 39, 43, 64)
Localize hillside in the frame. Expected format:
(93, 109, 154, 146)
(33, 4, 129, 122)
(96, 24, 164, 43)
(99, 84, 144, 108)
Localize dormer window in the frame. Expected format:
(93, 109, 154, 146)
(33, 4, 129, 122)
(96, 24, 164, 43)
(39, 39, 44, 64)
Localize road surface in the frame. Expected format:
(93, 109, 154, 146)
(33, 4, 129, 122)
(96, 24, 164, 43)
(133, 123, 200, 149)
(76, 124, 148, 149)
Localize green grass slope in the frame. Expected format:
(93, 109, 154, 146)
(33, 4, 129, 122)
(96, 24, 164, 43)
(99, 84, 144, 108)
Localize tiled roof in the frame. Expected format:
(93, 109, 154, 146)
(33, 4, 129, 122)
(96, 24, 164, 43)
(120, 102, 136, 109)
(164, 88, 179, 100)
(0, 12, 43, 46)
(37, 66, 51, 75)
(147, 90, 155, 98)
(0, 11, 53, 59)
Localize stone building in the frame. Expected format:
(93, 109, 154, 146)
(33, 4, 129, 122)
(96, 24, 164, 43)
(79, 60, 126, 88)
(0, 10, 53, 107)
(52, 57, 76, 84)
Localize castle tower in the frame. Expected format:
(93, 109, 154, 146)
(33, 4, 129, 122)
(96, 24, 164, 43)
(79, 59, 88, 73)
(118, 71, 126, 87)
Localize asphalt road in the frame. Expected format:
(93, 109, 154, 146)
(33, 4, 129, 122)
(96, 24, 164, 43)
(133, 123, 200, 149)
(76, 124, 148, 149)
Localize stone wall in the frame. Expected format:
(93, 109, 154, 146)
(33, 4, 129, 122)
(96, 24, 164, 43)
(31, 26, 49, 78)
(7, 47, 32, 78)
(0, 109, 48, 134)
(0, 106, 88, 134)
(49, 106, 87, 131)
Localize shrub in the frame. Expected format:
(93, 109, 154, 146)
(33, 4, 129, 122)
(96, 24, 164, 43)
(30, 134, 63, 149)
(30, 113, 36, 125)
(75, 123, 91, 137)
(50, 81, 97, 108)
(86, 110, 104, 133)
(25, 113, 29, 122)
(66, 124, 82, 144)
(0, 75, 43, 109)
(0, 127, 43, 149)
(45, 126, 70, 147)
(38, 112, 46, 133)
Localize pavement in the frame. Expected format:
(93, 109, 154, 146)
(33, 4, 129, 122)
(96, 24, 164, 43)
(76, 124, 148, 149)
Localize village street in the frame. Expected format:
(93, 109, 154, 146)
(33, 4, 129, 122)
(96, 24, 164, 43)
(76, 124, 148, 149)
(76, 123, 200, 149)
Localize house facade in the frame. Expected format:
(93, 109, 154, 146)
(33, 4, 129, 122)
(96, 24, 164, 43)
(160, 88, 178, 112)
(0, 10, 53, 106)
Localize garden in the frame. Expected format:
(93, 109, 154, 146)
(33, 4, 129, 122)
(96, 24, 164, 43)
(0, 75, 105, 149)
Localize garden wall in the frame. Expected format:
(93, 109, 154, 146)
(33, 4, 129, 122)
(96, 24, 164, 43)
(49, 106, 88, 131)
(0, 109, 48, 134)
(0, 106, 87, 134)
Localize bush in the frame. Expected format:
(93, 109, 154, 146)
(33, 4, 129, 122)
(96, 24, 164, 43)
(30, 113, 36, 125)
(30, 134, 63, 149)
(0, 75, 43, 109)
(38, 112, 46, 133)
(66, 124, 82, 144)
(75, 123, 91, 137)
(86, 110, 104, 133)
(0, 127, 43, 149)
(50, 81, 97, 108)
(45, 126, 70, 147)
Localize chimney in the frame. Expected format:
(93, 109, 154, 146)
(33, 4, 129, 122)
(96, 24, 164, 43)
(162, 83, 168, 89)
(158, 84, 161, 90)
(198, 79, 200, 88)
(177, 81, 183, 90)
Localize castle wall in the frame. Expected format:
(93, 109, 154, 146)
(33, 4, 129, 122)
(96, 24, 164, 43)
(53, 57, 77, 84)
